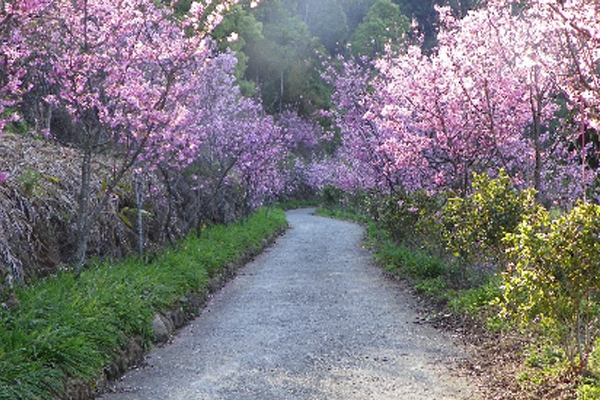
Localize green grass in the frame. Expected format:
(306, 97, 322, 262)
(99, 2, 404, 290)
(0, 207, 287, 400)
(315, 206, 370, 224)
(448, 278, 502, 315)
(275, 199, 320, 210)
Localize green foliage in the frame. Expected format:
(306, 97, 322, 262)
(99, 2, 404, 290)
(443, 170, 538, 265)
(373, 237, 446, 280)
(448, 278, 502, 315)
(275, 199, 320, 210)
(1, 107, 29, 135)
(16, 168, 60, 199)
(514, 343, 569, 390)
(316, 205, 369, 225)
(524, 344, 565, 370)
(0, 208, 286, 400)
(18, 168, 42, 197)
(212, 4, 264, 95)
(321, 186, 344, 209)
(502, 201, 600, 371)
(579, 383, 600, 400)
(302, 0, 349, 53)
(414, 277, 447, 297)
(376, 190, 444, 249)
(349, 0, 410, 58)
(244, 2, 331, 116)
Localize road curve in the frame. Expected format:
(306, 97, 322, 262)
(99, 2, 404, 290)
(99, 208, 481, 400)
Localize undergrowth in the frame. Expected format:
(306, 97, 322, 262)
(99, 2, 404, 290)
(275, 199, 320, 210)
(0, 207, 287, 400)
(319, 200, 600, 399)
(316, 206, 370, 224)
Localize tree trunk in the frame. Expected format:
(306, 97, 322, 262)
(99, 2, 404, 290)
(134, 172, 144, 257)
(279, 70, 284, 114)
(530, 67, 543, 203)
(73, 144, 93, 275)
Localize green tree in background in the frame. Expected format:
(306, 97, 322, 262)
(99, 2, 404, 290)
(212, 5, 265, 96)
(339, 0, 376, 32)
(297, 0, 349, 54)
(350, 0, 410, 58)
(243, 0, 331, 115)
(210, 0, 479, 114)
(391, 0, 481, 51)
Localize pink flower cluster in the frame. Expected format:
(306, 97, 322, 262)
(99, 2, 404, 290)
(0, 0, 318, 211)
(318, 0, 600, 206)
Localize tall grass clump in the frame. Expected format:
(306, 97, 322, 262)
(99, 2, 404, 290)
(0, 207, 286, 400)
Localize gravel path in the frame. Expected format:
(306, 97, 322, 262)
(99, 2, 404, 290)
(99, 208, 481, 400)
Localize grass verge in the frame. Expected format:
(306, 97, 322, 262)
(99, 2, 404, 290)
(274, 199, 320, 210)
(0, 207, 287, 400)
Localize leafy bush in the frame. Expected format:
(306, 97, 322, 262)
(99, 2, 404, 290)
(579, 383, 600, 400)
(414, 277, 447, 297)
(502, 201, 600, 371)
(376, 190, 444, 249)
(443, 170, 537, 266)
(374, 238, 446, 280)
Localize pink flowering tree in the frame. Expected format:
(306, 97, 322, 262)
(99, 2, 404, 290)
(4, 0, 238, 272)
(321, 58, 431, 196)
(170, 53, 293, 226)
(0, 0, 50, 131)
(276, 109, 326, 199)
(372, 1, 598, 204)
(519, 0, 600, 203)
(375, 9, 535, 196)
(535, 0, 600, 131)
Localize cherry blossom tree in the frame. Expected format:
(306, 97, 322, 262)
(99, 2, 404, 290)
(453, 0, 600, 204)
(275, 109, 328, 199)
(518, 0, 600, 203)
(375, 6, 538, 196)
(320, 57, 432, 195)
(344, 1, 599, 204)
(157, 53, 304, 229)
(0, 0, 50, 131)
(4, 0, 238, 271)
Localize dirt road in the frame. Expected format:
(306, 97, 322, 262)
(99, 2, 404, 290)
(99, 208, 481, 400)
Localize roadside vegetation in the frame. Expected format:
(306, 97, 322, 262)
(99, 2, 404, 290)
(317, 172, 600, 400)
(0, 208, 287, 400)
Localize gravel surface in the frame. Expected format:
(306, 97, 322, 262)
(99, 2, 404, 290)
(99, 208, 482, 400)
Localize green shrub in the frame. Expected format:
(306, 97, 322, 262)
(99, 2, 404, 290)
(579, 384, 600, 400)
(449, 278, 502, 315)
(414, 277, 447, 297)
(502, 201, 600, 371)
(18, 168, 42, 197)
(443, 170, 537, 266)
(376, 190, 444, 249)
